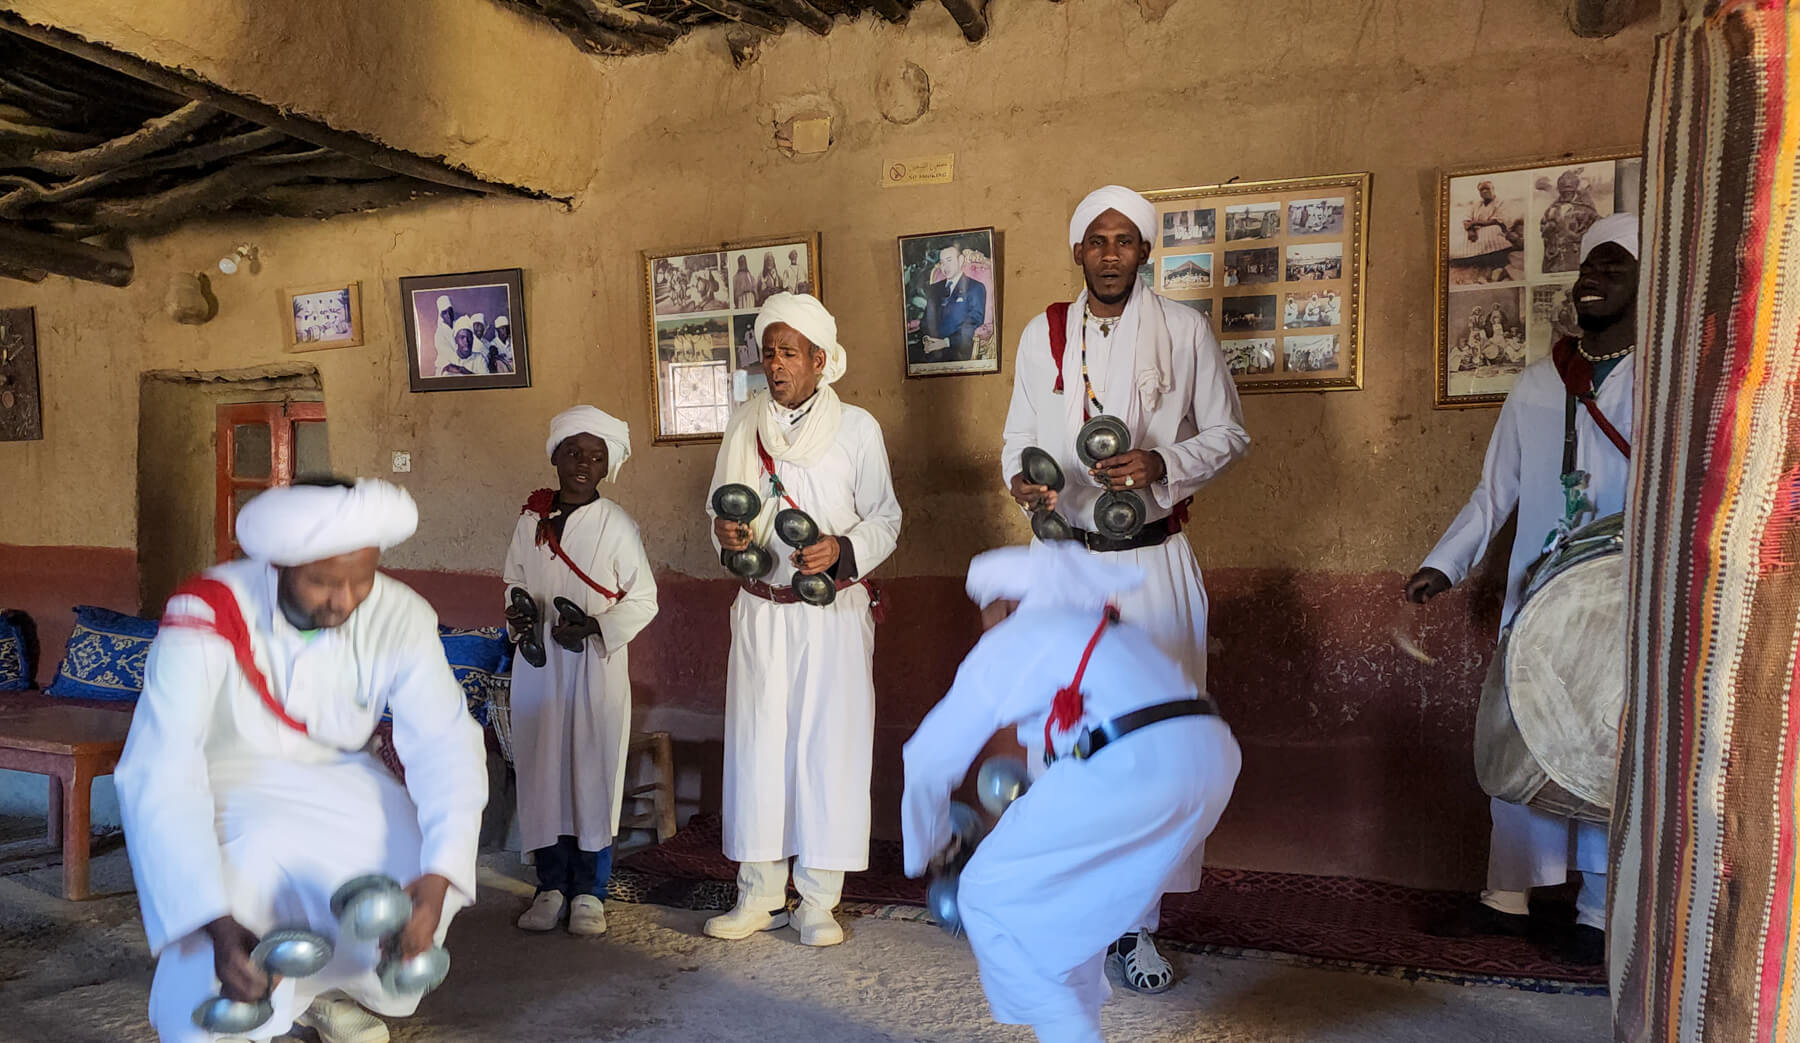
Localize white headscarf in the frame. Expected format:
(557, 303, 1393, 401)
(435, 294, 452, 311)
(1580, 211, 1639, 262)
(1068, 185, 1157, 248)
(452, 316, 474, 336)
(964, 541, 1144, 611)
(236, 479, 418, 567)
(752, 292, 847, 386)
(545, 405, 632, 482)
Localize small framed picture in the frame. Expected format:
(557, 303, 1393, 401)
(401, 268, 529, 392)
(281, 281, 362, 352)
(643, 234, 820, 444)
(1434, 149, 1641, 407)
(898, 226, 1001, 379)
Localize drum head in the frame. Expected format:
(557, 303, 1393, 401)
(1075, 416, 1131, 469)
(711, 483, 762, 523)
(1093, 491, 1145, 540)
(1020, 447, 1066, 492)
(1504, 551, 1626, 809)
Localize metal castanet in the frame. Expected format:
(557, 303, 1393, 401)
(1020, 446, 1077, 542)
(191, 996, 275, 1034)
(1074, 415, 1131, 470)
(251, 927, 334, 978)
(551, 596, 591, 653)
(775, 506, 837, 606)
(713, 483, 774, 580)
(723, 542, 774, 580)
(377, 945, 451, 996)
(1076, 416, 1146, 539)
(975, 756, 1030, 817)
(926, 801, 987, 938)
(331, 874, 413, 943)
(507, 586, 545, 669)
(1093, 489, 1146, 540)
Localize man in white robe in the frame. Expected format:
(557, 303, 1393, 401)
(902, 542, 1240, 1043)
(1405, 212, 1640, 966)
(704, 292, 902, 947)
(431, 295, 457, 376)
(117, 478, 487, 1043)
(503, 406, 658, 936)
(489, 316, 515, 373)
(1001, 185, 1249, 989)
(442, 317, 489, 376)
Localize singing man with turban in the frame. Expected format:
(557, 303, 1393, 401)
(999, 184, 1249, 990)
(1405, 211, 1642, 967)
(503, 406, 659, 936)
(901, 542, 1240, 1043)
(116, 478, 488, 1043)
(703, 291, 903, 947)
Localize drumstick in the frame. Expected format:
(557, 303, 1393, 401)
(1390, 601, 1437, 665)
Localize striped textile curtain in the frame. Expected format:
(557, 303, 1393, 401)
(1610, 2, 1800, 1040)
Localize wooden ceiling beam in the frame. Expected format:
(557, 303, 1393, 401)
(564, 0, 685, 41)
(684, 0, 786, 33)
(0, 222, 130, 285)
(20, 100, 219, 177)
(865, 0, 912, 24)
(754, 0, 835, 35)
(939, 0, 988, 41)
(0, 257, 48, 282)
(0, 127, 290, 218)
(76, 154, 377, 233)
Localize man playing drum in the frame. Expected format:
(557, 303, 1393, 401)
(1404, 211, 1639, 967)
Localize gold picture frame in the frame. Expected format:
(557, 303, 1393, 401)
(1141, 172, 1369, 394)
(1434, 148, 1642, 408)
(280, 280, 363, 353)
(642, 233, 821, 446)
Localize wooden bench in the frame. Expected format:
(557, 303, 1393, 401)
(0, 694, 132, 900)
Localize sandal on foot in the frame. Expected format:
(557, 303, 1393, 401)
(1108, 929, 1175, 994)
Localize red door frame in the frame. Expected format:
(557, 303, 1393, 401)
(214, 401, 327, 562)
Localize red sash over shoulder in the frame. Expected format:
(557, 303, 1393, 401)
(1551, 337, 1632, 459)
(1047, 301, 1072, 394)
(522, 489, 622, 602)
(161, 577, 309, 735)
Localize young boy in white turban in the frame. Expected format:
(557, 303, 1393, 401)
(704, 292, 903, 946)
(503, 406, 660, 936)
(117, 477, 488, 1043)
(902, 541, 1241, 1043)
(1001, 184, 1250, 989)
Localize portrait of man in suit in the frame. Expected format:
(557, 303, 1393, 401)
(919, 242, 988, 363)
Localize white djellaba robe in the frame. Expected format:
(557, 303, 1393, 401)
(902, 608, 1240, 1041)
(707, 401, 902, 871)
(433, 319, 457, 376)
(503, 498, 659, 853)
(1420, 353, 1635, 924)
(1001, 286, 1248, 892)
(116, 559, 487, 1043)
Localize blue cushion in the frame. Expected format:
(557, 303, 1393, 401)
(46, 605, 159, 702)
(380, 625, 512, 726)
(0, 611, 31, 690)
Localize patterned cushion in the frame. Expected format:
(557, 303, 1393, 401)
(379, 625, 512, 727)
(0, 619, 27, 691)
(46, 605, 159, 702)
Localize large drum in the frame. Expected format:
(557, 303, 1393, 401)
(1475, 513, 1626, 824)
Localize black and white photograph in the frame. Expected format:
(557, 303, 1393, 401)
(1225, 202, 1280, 241)
(644, 233, 820, 442)
(1222, 337, 1276, 376)
(1223, 247, 1278, 286)
(1285, 243, 1343, 281)
(1221, 294, 1278, 332)
(1286, 197, 1345, 237)
(1160, 252, 1212, 291)
(1161, 207, 1215, 248)
(401, 268, 529, 392)
(1445, 173, 1527, 286)
(1445, 285, 1528, 396)
(899, 226, 1000, 378)
(1532, 163, 1616, 275)
(284, 282, 361, 352)
(1284, 290, 1342, 328)
(1285, 334, 1340, 372)
(1526, 279, 1582, 364)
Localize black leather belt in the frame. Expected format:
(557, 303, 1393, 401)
(1050, 696, 1221, 765)
(1074, 515, 1178, 553)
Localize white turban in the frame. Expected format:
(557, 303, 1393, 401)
(435, 295, 452, 311)
(965, 541, 1145, 612)
(236, 479, 418, 567)
(1580, 211, 1639, 262)
(1069, 185, 1157, 249)
(495, 316, 510, 328)
(452, 316, 474, 334)
(473, 313, 486, 326)
(546, 405, 632, 482)
(753, 292, 847, 386)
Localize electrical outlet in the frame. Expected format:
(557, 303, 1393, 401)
(391, 451, 412, 473)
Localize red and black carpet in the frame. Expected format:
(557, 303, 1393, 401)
(612, 816, 1605, 993)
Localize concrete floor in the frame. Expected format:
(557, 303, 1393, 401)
(0, 839, 1611, 1043)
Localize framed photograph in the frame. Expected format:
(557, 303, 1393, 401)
(1435, 149, 1642, 407)
(401, 268, 529, 392)
(0, 307, 42, 442)
(280, 281, 362, 352)
(1142, 172, 1369, 393)
(643, 234, 819, 445)
(899, 226, 1001, 379)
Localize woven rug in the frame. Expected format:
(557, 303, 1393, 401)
(613, 815, 1605, 992)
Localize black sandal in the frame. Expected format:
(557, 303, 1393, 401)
(552, 596, 593, 653)
(508, 587, 546, 668)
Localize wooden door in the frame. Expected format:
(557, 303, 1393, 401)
(215, 401, 328, 562)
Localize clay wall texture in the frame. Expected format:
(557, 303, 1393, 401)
(0, 0, 1655, 887)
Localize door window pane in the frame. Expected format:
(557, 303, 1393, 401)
(233, 423, 271, 478)
(294, 421, 330, 479)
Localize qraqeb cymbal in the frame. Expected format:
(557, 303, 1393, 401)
(791, 570, 837, 606)
(774, 507, 821, 548)
(331, 874, 412, 942)
(251, 927, 334, 978)
(723, 542, 774, 580)
(378, 945, 451, 996)
(1031, 509, 1076, 543)
(711, 483, 762, 523)
(1019, 446, 1065, 492)
(191, 996, 275, 1034)
(1075, 415, 1132, 469)
(1093, 489, 1145, 540)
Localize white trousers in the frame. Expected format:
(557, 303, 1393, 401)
(1480, 797, 1609, 929)
(736, 858, 844, 910)
(959, 717, 1239, 1038)
(146, 760, 462, 1043)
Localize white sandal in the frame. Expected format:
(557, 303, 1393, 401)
(1108, 928, 1175, 994)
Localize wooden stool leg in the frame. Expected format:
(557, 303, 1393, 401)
(46, 775, 63, 846)
(60, 768, 93, 901)
(652, 733, 676, 843)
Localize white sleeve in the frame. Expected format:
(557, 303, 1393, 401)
(841, 419, 902, 578)
(1153, 321, 1251, 509)
(115, 609, 232, 956)
(1420, 394, 1525, 585)
(1001, 315, 1052, 490)
(594, 516, 659, 653)
(385, 603, 488, 904)
(900, 636, 1017, 878)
